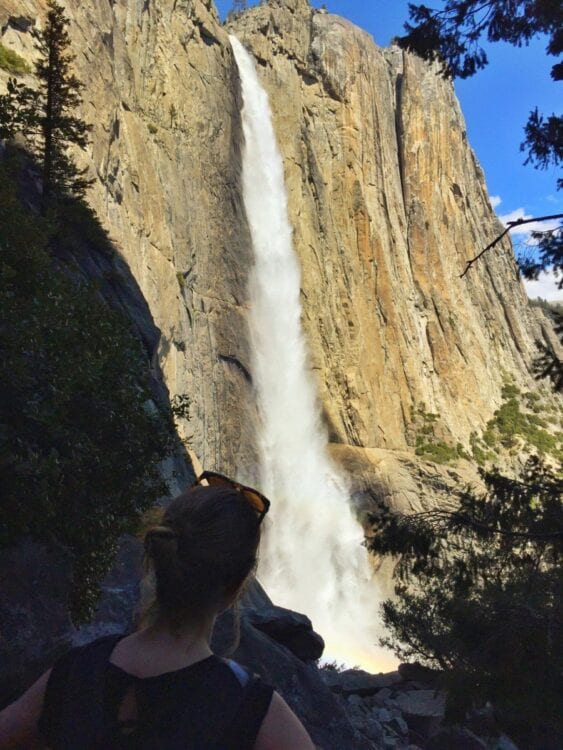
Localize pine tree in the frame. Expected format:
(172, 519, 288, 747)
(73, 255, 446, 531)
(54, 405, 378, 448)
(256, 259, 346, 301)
(0, 0, 92, 201)
(371, 456, 562, 747)
(36, 0, 93, 201)
(0, 78, 25, 140)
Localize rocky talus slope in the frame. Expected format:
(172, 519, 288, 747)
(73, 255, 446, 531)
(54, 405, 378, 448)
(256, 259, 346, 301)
(213, 583, 523, 750)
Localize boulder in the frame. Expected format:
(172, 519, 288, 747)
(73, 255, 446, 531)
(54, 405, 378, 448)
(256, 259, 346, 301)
(389, 715, 409, 736)
(377, 708, 393, 723)
(427, 727, 488, 750)
(322, 667, 402, 695)
(495, 736, 520, 750)
(373, 687, 394, 705)
(396, 689, 446, 719)
(396, 689, 446, 741)
(245, 604, 325, 661)
(364, 719, 384, 743)
(398, 662, 443, 688)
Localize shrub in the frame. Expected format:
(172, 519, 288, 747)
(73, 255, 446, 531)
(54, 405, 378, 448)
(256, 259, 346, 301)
(0, 43, 31, 75)
(0, 157, 175, 621)
(486, 394, 562, 460)
(370, 456, 563, 748)
(415, 439, 460, 464)
(412, 403, 467, 464)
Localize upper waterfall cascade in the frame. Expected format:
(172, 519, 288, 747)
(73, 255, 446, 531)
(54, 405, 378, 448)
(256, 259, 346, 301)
(230, 35, 393, 670)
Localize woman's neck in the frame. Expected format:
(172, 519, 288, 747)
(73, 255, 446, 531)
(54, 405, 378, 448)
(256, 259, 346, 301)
(110, 618, 215, 677)
(144, 619, 215, 655)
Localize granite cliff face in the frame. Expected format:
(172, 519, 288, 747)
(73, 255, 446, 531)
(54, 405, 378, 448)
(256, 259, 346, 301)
(1, 0, 261, 480)
(0, 0, 545, 500)
(228, 0, 541, 458)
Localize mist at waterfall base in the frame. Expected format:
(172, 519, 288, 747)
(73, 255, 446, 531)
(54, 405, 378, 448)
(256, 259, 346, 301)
(230, 36, 395, 673)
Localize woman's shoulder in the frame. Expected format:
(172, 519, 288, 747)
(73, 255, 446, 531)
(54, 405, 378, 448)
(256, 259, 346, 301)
(56, 632, 125, 662)
(220, 662, 314, 750)
(51, 633, 125, 678)
(253, 691, 316, 750)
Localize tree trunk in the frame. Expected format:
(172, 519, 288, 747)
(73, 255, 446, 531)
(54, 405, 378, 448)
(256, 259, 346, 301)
(42, 38, 56, 208)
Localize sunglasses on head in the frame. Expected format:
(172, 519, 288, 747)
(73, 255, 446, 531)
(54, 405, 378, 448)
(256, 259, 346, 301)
(193, 471, 271, 525)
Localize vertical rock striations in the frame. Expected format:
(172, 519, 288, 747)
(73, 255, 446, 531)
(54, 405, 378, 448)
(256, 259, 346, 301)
(229, 0, 539, 460)
(1, 0, 260, 478)
(0, 0, 545, 481)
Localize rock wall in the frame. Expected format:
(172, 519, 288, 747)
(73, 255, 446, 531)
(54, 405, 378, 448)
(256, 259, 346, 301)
(229, 0, 540, 458)
(0, 0, 544, 494)
(1, 0, 260, 480)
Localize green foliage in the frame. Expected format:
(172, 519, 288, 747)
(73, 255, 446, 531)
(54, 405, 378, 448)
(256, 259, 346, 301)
(522, 108, 563, 182)
(319, 659, 359, 672)
(500, 381, 520, 400)
(35, 0, 93, 200)
(411, 403, 468, 464)
(529, 307, 563, 392)
(469, 431, 494, 466)
(481, 382, 563, 460)
(0, 0, 93, 202)
(0, 77, 35, 141)
(0, 43, 31, 74)
(370, 457, 563, 746)
(415, 438, 461, 464)
(170, 393, 191, 423)
(529, 298, 563, 321)
(0, 157, 175, 622)
(397, 1, 562, 83)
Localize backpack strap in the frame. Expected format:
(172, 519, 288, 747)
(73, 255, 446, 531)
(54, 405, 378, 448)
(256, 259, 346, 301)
(225, 659, 251, 687)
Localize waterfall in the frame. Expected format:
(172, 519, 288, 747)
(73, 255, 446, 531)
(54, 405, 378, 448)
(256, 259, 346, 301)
(230, 36, 393, 671)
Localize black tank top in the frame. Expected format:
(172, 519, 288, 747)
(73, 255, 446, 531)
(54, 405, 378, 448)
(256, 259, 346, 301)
(38, 634, 274, 749)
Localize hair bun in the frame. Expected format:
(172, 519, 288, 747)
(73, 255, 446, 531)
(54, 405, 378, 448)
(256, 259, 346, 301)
(140, 486, 260, 631)
(144, 525, 178, 555)
(146, 525, 177, 539)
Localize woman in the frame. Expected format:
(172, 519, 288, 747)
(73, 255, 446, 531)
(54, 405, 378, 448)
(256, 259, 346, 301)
(0, 472, 315, 749)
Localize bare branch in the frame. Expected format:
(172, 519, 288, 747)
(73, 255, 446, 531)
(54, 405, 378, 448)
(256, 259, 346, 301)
(460, 213, 563, 278)
(406, 509, 563, 540)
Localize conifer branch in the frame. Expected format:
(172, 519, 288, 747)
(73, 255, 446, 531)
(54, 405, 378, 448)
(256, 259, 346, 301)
(460, 213, 563, 278)
(409, 509, 563, 540)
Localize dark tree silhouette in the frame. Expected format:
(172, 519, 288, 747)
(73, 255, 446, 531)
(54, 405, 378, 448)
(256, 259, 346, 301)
(0, 0, 92, 202)
(385, 20, 563, 739)
(35, 0, 93, 201)
(370, 456, 563, 748)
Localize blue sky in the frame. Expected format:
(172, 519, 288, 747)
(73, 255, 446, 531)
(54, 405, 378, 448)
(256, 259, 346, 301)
(216, 0, 562, 298)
